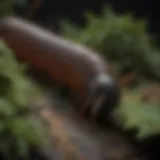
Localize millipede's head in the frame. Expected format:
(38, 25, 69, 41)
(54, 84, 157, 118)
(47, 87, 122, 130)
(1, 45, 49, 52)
(87, 74, 120, 121)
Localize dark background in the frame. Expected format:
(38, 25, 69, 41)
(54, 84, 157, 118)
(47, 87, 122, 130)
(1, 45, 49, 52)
(15, 0, 160, 41)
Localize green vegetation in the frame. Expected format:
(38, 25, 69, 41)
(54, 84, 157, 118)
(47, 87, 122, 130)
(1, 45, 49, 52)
(0, 40, 48, 159)
(60, 6, 160, 139)
(60, 6, 160, 80)
(0, 0, 13, 17)
(0, 0, 28, 18)
(116, 88, 160, 139)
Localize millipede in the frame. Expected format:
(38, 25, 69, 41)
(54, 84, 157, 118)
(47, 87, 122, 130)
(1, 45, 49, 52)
(0, 17, 120, 122)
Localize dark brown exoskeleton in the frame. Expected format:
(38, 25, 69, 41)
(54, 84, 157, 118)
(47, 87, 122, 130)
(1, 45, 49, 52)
(0, 17, 120, 121)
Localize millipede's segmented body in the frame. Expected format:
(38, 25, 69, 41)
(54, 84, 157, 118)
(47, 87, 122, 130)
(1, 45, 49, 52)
(0, 17, 120, 121)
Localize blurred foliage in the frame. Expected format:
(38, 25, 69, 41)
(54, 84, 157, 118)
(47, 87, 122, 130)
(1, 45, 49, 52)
(0, 0, 28, 18)
(0, 40, 48, 159)
(116, 88, 160, 139)
(60, 6, 160, 80)
(0, 0, 13, 17)
(60, 6, 160, 139)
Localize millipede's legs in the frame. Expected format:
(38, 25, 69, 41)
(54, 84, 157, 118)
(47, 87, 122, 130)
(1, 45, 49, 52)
(79, 95, 92, 117)
(89, 95, 105, 122)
